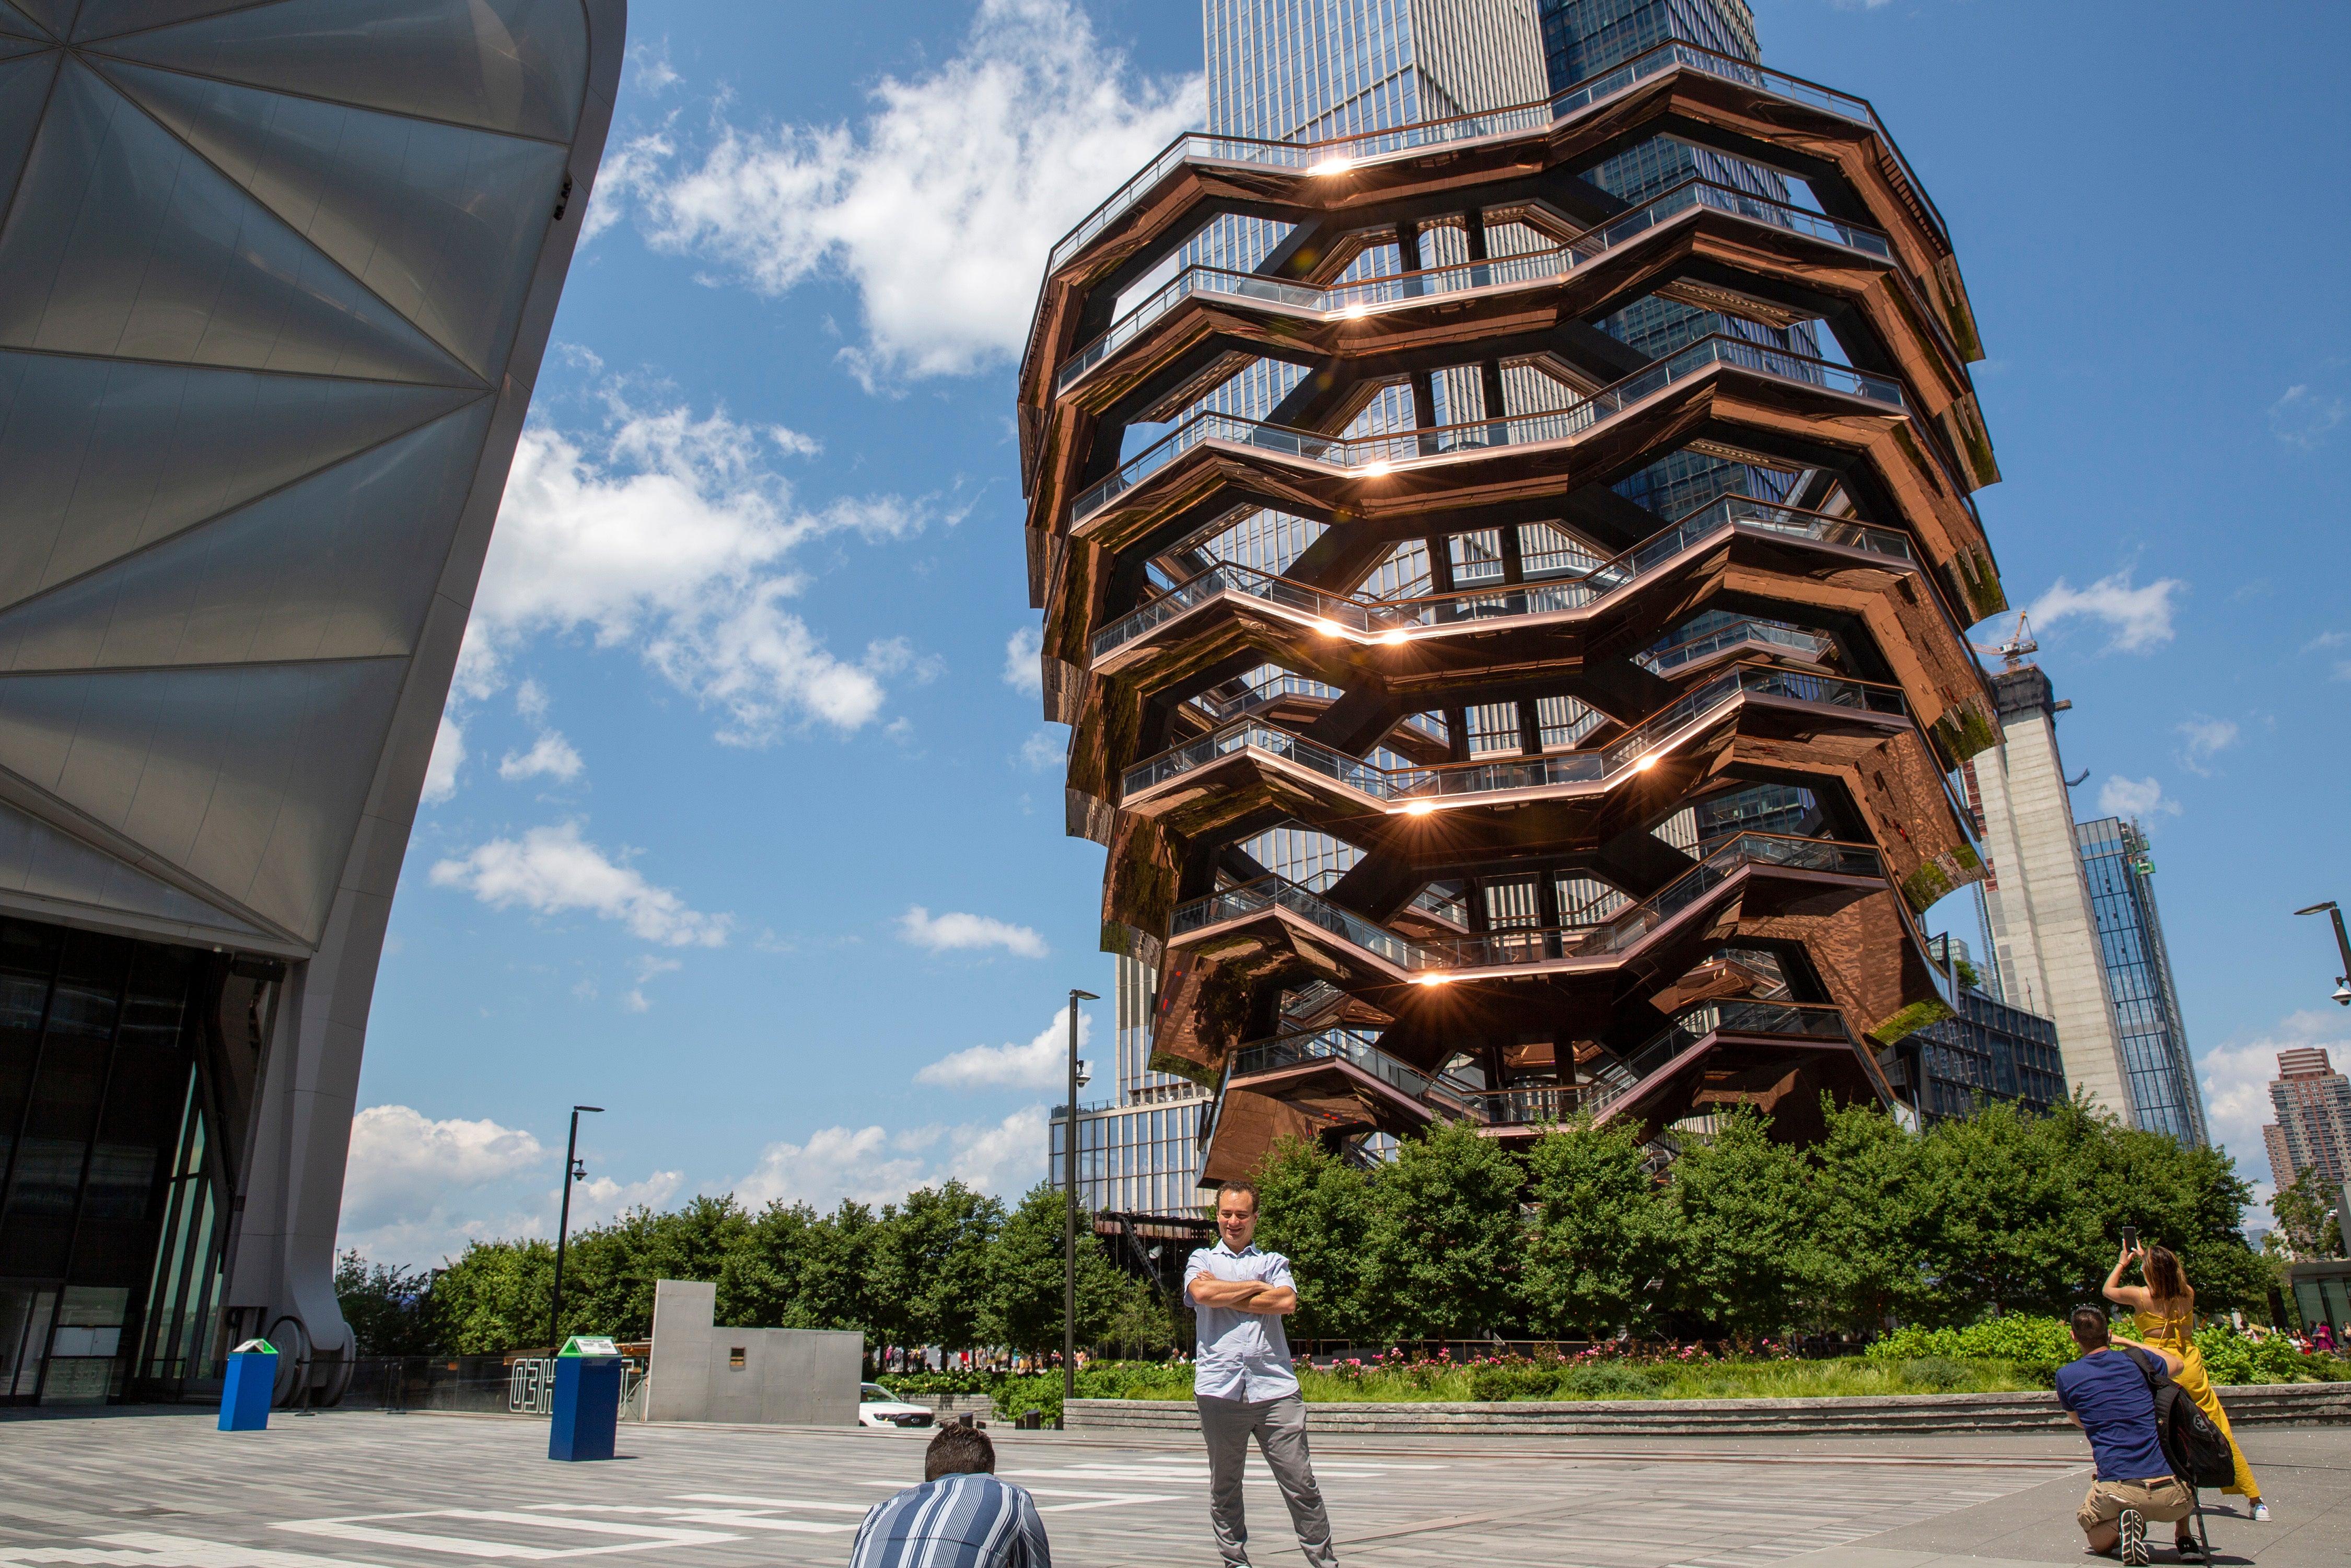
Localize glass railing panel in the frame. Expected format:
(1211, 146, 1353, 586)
(1230, 1027, 1434, 1101)
(1170, 834, 1879, 974)
(1126, 664, 1904, 803)
(1089, 483, 1913, 667)
(1046, 38, 1936, 285)
(1073, 334, 1903, 521)
(1055, 177, 1893, 393)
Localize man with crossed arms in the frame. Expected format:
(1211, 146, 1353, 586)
(1182, 1180, 1338, 1568)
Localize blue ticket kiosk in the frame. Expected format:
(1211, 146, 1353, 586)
(220, 1338, 277, 1431)
(549, 1336, 622, 1461)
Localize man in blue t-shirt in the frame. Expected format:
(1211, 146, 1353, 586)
(2053, 1306, 2191, 1566)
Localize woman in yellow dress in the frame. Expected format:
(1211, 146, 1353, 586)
(2102, 1241, 2268, 1550)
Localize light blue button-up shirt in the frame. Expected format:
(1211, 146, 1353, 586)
(1183, 1241, 1301, 1401)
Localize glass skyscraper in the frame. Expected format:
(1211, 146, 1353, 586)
(2075, 818, 2208, 1145)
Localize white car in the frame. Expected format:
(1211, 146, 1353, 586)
(858, 1383, 935, 1428)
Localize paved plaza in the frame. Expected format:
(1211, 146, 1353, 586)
(0, 1410, 2340, 1568)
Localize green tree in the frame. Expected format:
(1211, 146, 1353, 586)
(557, 1194, 757, 1340)
(1365, 1119, 1526, 1340)
(2271, 1167, 2344, 1260)
(720, 1199, 819, 1326)
(1800, 1099, 1931, 1332)
(334, 1250, 435, 1355)
(1518, 1117, 1673, 1340)
(1668, 1109, 1818, 1338)
(982, 1181, 1124, 1355)
(1251, 1135, 1377, 1340)
(872, 1181, 1005, 1353)
(1919, 1098, 2092, 1320)
(418, 1239, 555, 1353)
(794, 1200, 883, 1335)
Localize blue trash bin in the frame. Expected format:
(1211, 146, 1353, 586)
(220, 1339, 277, 1431)
(549, 1336, 622, 1461)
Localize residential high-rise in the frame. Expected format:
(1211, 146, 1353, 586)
(2263, 1048, 2351, 1189)
(0, 4, 621, 1406)
(1019, 2, 2008, 1186)
(1962, 667, 2133, 1117)
(2075, 816, 2206, 1145)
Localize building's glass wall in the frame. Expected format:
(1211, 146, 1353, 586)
(1912, 986, 2068, 1124)
(2075, 817, 2208, 1146)
(1050, 1099, 1207, 1217)
(0, 921, 233, 1404)
(1538, 0, 1758, 92)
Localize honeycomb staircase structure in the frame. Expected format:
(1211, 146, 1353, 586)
(1016, 39, 2004, 1186)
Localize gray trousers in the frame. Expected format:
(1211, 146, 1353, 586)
(1197, 1393, 1337, 1568)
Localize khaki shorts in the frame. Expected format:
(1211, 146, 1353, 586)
(2077, 1476, 2193, 1531)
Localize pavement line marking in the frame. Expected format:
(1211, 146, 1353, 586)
(1031, 1497, 1181, 1515)
(272, 1512, 742, 1561)
(665, 1495, 873, 1514)
(84, 1539, 402, 1568)
(269, 1525, 559, 1561)
(518, 1504, 856, 1536)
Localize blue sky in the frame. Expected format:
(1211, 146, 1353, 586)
(337, 0, 2351, 1265)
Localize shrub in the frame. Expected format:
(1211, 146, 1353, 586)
(1899, 1356, 1974, 1392)
(1866, 1315, 2073, 1365)
(1553, 1364, 1660, 1400)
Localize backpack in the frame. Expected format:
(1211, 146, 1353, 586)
(2119, 1346, 2235, 1489)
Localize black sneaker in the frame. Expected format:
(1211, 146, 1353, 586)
(2173, 1534, 2203, 1562)
(2119, 1508, 2148, 1568)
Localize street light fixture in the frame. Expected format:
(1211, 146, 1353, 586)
(1063, 987, 1099, 1417)
(2293, 902, 2351, 1006)
(550, 1105, 604, 1352)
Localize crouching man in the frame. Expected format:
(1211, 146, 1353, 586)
(2054, 1305, 2192, 1566)
(849, 1423, 1050, 1568)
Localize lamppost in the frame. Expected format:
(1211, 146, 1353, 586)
(1063, 987, 1098, 1415)
(2292, 902, 2351, 1006)
(549, 1105, 603, 1351)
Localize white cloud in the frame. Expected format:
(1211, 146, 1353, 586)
(2304, 630, 2351, 682)
(1019, 727, 1064, 770)
(624, 955, 683, 1013)
(482, 385, 930, 744)
(500, 730, 586, 783)
(1003, 625, 1043, 693)
(516, 679, 551, 721)
(2174, 715, 2238, 775)
(2098, 775, 2180, 821)
(603, 0, 1201, 386)
(567, 1168, 686, 1227)
(421, 714, 466, 805)
(728, 1108, 1049, 1210)
(336, 1109, 545, 1241)
(898, 904, 1049, 958)
(2027, 572, 2184, 654)
(335, 1104, 688, 1267)
(2270, 382, 2347, 448)
(917, 1004, 1088, 1089)
(430, 822, 730, 947)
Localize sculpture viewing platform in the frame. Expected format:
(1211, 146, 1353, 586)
(1017, 35, 2006, 1184)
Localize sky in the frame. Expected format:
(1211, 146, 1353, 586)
(336, 0, 2351, 1267)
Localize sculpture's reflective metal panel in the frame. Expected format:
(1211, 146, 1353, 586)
(1018, 18, 2009, 1190)
(0, 0, 622, 1404)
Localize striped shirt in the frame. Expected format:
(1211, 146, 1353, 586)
(849, 1472, 1052, 1568)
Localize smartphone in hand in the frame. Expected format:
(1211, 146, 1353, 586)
(2120, 1225, 2138, 1251)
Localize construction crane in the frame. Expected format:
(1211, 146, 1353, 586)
(1969, 611, 2038, 669)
